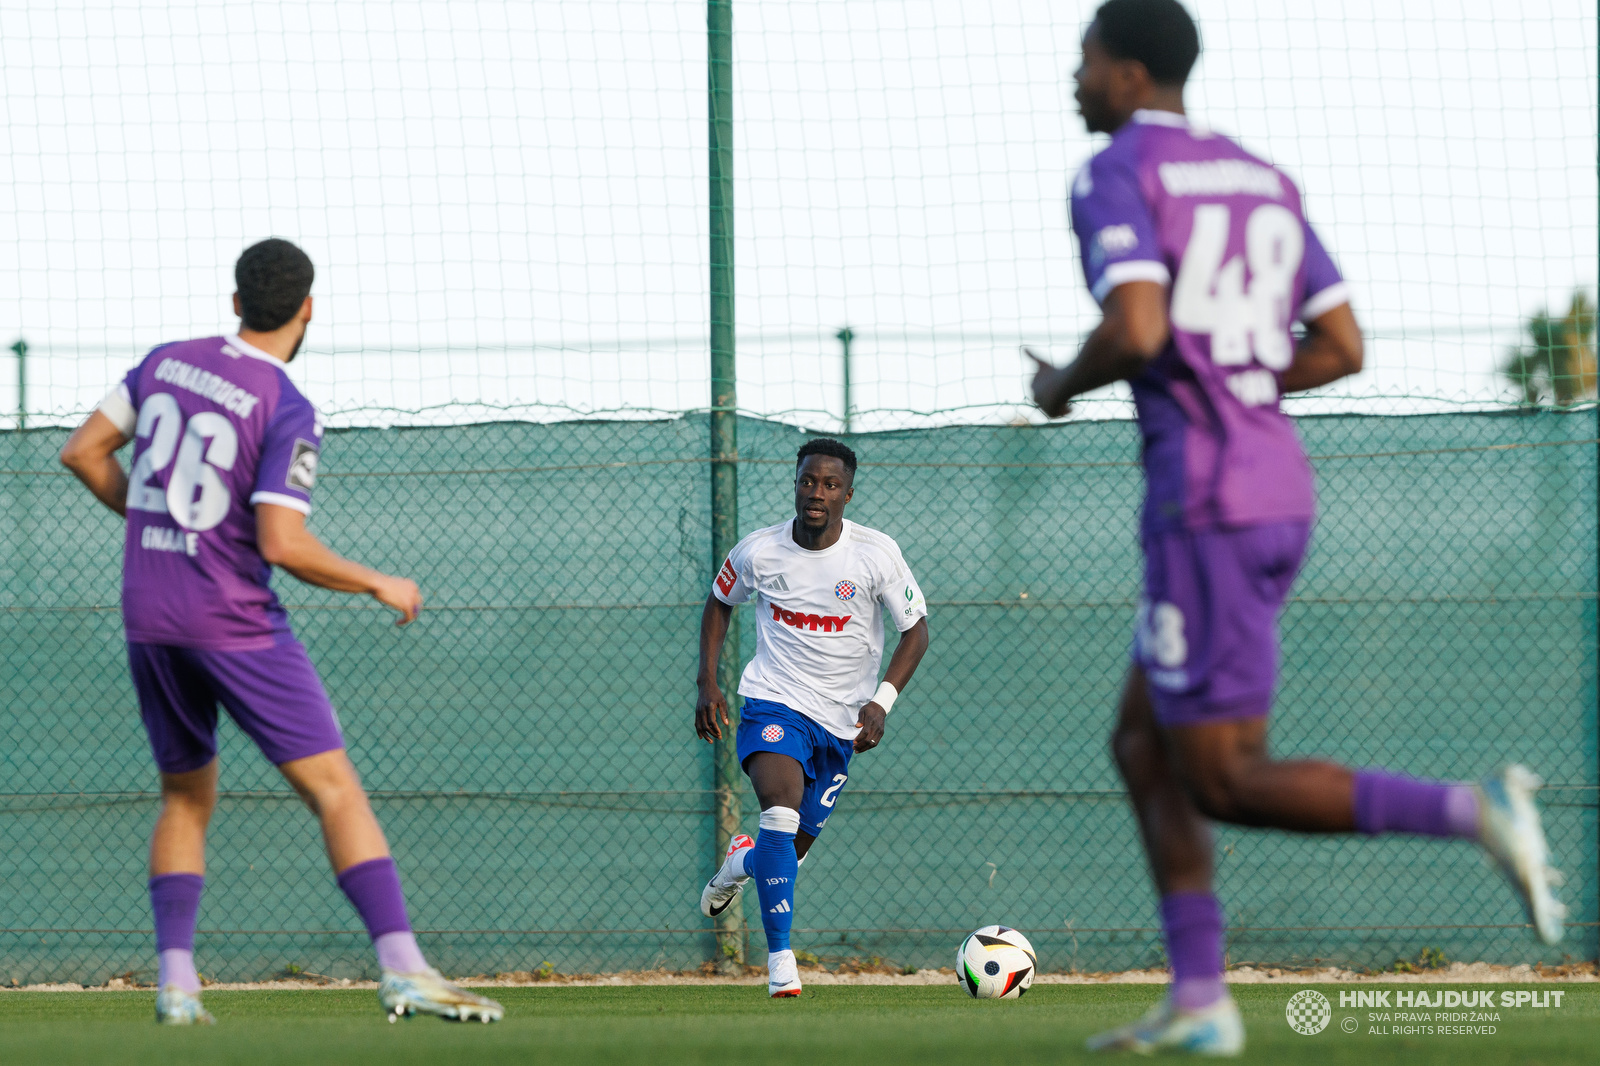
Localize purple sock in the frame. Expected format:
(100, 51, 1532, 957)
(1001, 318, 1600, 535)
(150, 873, 204, 993)
(337, 857, 431, 972)
(150, 873, 203, 951)
(337, 856, 414, 935)
(1161, 892, 1226, 1011)
(1353, 771, 1478, 838)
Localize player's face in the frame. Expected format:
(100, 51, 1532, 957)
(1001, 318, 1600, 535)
(1073, 22, 1128, 134)
(794, 456, 853, 532)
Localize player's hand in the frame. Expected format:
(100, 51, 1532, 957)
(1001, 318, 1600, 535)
(371, 575, 422, 625)
(696, 681, 730, 743)
(854, 702, 887, 753)
(1026, 347, 1072, 419)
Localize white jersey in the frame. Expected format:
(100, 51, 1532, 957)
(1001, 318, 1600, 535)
(713, 519, 928, 739)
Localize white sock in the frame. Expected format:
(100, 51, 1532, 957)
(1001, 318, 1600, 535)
(374, 930, 429, 973)
(730, 846, 752, 880)
(158, 948, 201, 994)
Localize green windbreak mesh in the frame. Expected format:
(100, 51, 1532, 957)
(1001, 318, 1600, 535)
(1, 411, 1592, 981)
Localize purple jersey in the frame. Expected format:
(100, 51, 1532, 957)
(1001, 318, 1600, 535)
(99, 335, 322, 650)
(1070, 110, 1349, 533)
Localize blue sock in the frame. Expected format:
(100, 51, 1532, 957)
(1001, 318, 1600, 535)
(749, 807, 800, 953)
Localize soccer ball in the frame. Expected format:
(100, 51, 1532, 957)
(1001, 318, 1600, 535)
(956, 925, 1037, 999)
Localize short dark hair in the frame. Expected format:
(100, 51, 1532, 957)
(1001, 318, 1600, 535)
(1094, 0, 1200, 87)
(797, 437, 857, 479)
(235, 238, 315, 332)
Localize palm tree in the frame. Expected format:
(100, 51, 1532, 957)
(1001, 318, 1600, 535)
(1504, 290, 1597, 406)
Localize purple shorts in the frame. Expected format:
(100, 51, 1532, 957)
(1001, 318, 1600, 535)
(128, 638, 345, 773)
(1134, 520, 1310, 726)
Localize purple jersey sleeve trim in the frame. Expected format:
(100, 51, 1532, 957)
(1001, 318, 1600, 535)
(1072, 142, 1166, 308)
(1299, 281, 1351, 322)
(1299, 217, 1345, 319)
(253, 379, 321, 509)
(250, 491, 312, 515)
(1092, 260, 1172, 302)
(98, 383, 136, 434)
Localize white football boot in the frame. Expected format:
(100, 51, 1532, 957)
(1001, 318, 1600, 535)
(379, 968, 505, 1023)
(154, 985, 215, 1025)
(1476, 764, 1566, 944)
(767, 948, 803, 998)
(700, 834, 755, 918)
(1087, 995, 1244, 1056)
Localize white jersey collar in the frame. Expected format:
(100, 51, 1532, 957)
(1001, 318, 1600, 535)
(224, 333, 286, 365)
(1131, 108, 1189, 128)
(782, 517, 852, 557)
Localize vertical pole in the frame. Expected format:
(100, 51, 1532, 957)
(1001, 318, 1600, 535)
(9, 339, 26, 430)
(708, 0, 745, 970)
(836, 327, 853, 435)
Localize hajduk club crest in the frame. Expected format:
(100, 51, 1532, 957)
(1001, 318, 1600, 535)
(834, 580, 857, 601)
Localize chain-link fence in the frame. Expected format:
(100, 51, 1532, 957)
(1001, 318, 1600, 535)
(1, 409, 1593, 982)
(1, 0, 1596, 983)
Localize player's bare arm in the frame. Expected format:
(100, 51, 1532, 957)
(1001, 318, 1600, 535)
(256, 504, 422, 625)
(1027, 280, 1168, 418)
(1279, 302, 1363, 393)
(694, 592, 734, 742)
(853, 616, 928, 753)
(59, 411, 133, 516)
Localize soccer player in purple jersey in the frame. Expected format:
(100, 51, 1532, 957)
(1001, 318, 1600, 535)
(59, 239, 503, 1026)
(1027, 1, 1564, 1054)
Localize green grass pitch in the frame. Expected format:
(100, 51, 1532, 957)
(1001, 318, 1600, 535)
(0, 984, 1593, 1065)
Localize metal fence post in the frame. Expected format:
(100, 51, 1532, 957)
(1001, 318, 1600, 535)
(837, 326, 853, 435)
(9, 339, 25, 430)
(708, 0, 745, 970)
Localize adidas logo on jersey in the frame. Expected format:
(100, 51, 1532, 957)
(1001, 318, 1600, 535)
(763, 574, 790, 592)
(768, 900, 791, 914)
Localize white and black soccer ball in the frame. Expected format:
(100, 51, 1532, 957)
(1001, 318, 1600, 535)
(957, 925, 1037, 999)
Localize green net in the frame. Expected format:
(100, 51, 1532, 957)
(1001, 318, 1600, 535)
(1, 411, 1594, 981)
(0, 0, 1596, 982)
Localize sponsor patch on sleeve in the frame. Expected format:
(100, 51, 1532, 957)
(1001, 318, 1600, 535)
(286, 439, 320, 492)
(716, 557, 738, 596)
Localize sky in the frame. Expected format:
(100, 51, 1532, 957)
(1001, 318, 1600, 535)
(0, 0, 1595, 428)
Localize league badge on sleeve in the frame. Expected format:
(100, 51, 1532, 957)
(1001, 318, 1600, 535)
(286, 440, 320, 492)
(834, 580, 857, 601)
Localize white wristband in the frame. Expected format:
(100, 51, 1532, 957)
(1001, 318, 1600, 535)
(871, 680, 899, 714)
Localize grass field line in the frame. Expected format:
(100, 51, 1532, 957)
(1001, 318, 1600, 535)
(8, 960, 1596, 994)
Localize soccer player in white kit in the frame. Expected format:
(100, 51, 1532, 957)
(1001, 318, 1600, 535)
(695, 439, 930, 997)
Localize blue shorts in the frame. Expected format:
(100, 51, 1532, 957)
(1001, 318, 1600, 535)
(735, 698, 854, 837)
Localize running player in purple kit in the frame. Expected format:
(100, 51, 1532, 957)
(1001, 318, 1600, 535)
(1026, 2, 1564, 1054)
(59, 239, 503, 1026)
